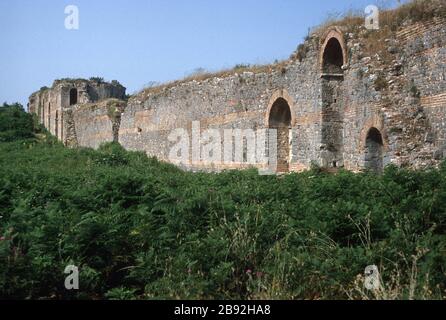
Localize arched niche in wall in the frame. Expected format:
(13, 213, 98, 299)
(364, 127, 384, 173)
(359, 116, 388, 173)
(265, 90, 295, 173)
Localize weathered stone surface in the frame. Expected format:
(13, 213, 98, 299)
(29, 17, 446, 173)
(28, 79, 126, 147)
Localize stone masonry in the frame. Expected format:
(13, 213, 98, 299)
(28, 79, 126, 148)
(29, 13, 446, 174)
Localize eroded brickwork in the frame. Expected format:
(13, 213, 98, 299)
(29, 17, 446, 173)
(29, 79, 126, 147)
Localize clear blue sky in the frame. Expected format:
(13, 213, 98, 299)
(0, 0, 405, 106)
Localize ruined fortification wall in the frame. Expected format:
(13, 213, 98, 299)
(29, 12, 446, 174)
(119, 46, 322, 171)
(71, 99, 126, 149)
(29, 79, 126, 147)
(400, 17, 446, 161)
(29, 86, 62, 139)
(117, 17, 446, 173)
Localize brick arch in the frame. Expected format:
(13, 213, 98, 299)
(265, 89, 296, 173)
(319, 27, 348, 73)
(359, 115, 388, 151)
(265, 89, 296, 127)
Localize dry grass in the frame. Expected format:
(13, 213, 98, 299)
(137, 61, 289, 97)
(368, 0, 445, 61)
(312, 10, 364, 35)
(315, 0, 446, 33)
(344, 247, 442, 300)
(381, 0, 446, 30)
(76, 98, 126, 113)
(312, 0, 446, 65)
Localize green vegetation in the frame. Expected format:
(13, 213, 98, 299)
(89, 77, 105, 83)
(294, 44, 309, 62)
(0, 103, 37, 142)
(0, 104, 445, 300)
(233, 64, 251, 71)
(410, 81, 421, 99)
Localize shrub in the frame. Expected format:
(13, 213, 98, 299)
(374, 74, 388, 91)
(410, 83, 421, 98)
(0, 103, 35, 142)
(0, 107, 445, 300)
(93, 142, 130, 166)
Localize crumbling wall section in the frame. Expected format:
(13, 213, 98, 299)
(28, 79, 127, 147)
(72, 99, 127, 149)
(29, 16, 446, 173)
(338, 17, 446, 171)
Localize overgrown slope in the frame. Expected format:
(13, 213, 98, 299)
(0, 104, 445, 300)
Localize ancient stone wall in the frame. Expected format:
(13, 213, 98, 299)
(400, 17, 446, 162)
(69, 100, 125, 149)
(29, 79, 126, 147)
(119, 37, 323, 172)
(29, 16, 446, 173)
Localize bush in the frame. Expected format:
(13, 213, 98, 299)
(0, 103, 35, 142)
(93, 142, 130, 166)
(89, 77, 104, 83)
(0, 107, 445, 300)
